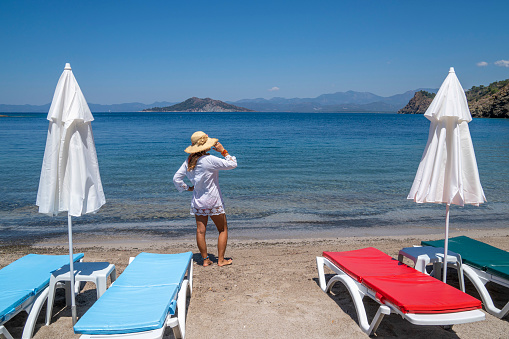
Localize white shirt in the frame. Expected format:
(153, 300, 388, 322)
(173, 154, 237, 209)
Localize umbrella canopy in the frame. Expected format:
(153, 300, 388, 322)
(37, 63, 104, 216)
(36, 63, 105, 323)
(408, 67, 486, 281)
(408, 67, 486, 206)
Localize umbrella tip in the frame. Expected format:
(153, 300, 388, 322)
(65, 63, 72, 70)
(449, 67, 455, 73)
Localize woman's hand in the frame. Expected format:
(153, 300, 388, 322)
(213, 142, 225, 153)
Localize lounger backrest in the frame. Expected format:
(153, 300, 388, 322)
(113, 252, 191, 287)
(324, 247, 402, 282)
(74, 251, 193, 336)
(0, 253, 84, 323)
(422, 236, 509, 280)
(323, 247, 481, 314)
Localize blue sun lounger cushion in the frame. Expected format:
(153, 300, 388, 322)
(0, 253, 84, 323)
(73, 252, 193, 335)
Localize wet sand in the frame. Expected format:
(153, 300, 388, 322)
(1, 227, 508, 338)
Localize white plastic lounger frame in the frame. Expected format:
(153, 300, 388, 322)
(78, 256, 193, 339)
(0, 254, 84, 339)
(316, 256, 485, 336)
(461, 264, 509, 319)
(79, 280, 191, 339)
(0, 287, 49, 339)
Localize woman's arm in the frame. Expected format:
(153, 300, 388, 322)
(210, 142, 237, 170)
(173, 161, 192, 192)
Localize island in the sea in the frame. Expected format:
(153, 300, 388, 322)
(143, 97, 254, 112)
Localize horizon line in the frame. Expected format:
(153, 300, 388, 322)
(0, 87, 440, 107)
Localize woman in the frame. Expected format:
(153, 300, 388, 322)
(173, 131, 237, 267)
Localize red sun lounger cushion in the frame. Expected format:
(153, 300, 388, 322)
(324, 247, 403, 282)
(323, 247, 482, 314)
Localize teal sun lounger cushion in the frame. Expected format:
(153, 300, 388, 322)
(0, 253, 84, 323)
(422, 236, 509, 280)
(74, 251, 193, 335)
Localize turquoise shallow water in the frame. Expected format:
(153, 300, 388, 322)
(0, 112, 508, 242)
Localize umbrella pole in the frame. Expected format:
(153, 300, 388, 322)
(443, 204, 450, 283)
(68, 213, 77, 325)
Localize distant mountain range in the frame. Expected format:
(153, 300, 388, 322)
(0, 89, 438, 113)
(0, 101, 177, 113)
(227, 89, 438, 113)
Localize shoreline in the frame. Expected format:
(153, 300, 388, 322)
(1, 227, 508, 338)
(27, 225, 509, 248)
(2, 212, 508, 246)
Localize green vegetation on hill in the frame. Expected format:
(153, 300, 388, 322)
(418, 90, 436, 99)
(399, 80, 509, 118)
(468, 79, 509, 118)
(467, 79, 509, 101)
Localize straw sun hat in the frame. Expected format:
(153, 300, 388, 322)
(184, 131, 218, 154)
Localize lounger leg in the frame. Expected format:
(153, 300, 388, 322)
(433, 262, 442, 281)
(168, 280, 189, 339)
(170, 322, 183, 339)
(326, 272, 390, 336)
(64, 281, 73, 307)
(45, 276, 58, 325)
(369, 305, 391, 335)
(463, 265, 509, 319)
(22, 288, 49, 339)
(0, 326, 14, 339)
(317, 256, 392, 335)
(316, 257, 328, 292)
(179, 279, 189, 338)
(458, 264, 465, 292)
(188, 262, 193, 296)
(447, 261, 466, 292)
(75, 281, 85, 294)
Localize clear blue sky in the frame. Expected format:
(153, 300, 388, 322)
(1, 0, 508, 105)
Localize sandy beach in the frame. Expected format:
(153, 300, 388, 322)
(1, 228, 508, 339)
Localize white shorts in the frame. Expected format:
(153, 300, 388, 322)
(190, 205, 225, 216)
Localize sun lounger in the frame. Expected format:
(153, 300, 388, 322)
(0, 253, 84, 339)
(316, 247, 485, 335)
(73, 252, 193, 339)
(422, 236, 509, 319)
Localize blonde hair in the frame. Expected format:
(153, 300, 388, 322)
(187, 150, 208, 171)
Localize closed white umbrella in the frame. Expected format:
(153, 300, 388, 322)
(36, 63, 105, 324)
(408, 67, 486, 282)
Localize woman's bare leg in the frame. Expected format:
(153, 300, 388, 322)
(195, 215, 213, 266)
(210, 213, 232, 266)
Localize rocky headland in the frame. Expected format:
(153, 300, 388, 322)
(143, 97, 254, 112)
(397, 90, 435, 115)
(398, 79, 509, 118)
(467, 80, 509, 118)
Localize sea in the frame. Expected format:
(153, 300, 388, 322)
(1, 112, 508, 243)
